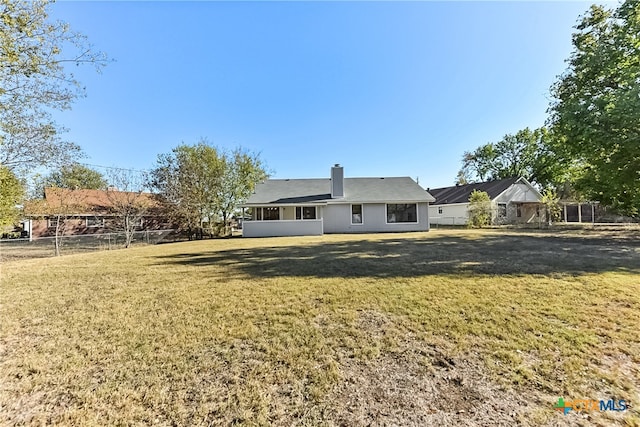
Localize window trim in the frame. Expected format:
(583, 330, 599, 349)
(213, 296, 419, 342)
(262, 206, 280, 221)
(497, 203, 507, 218)
(385, 203, 419, 224)
(302, 206, 316, 220)
(296, 206, 316, 220)
(86, 217, 105, 228)
(351, 204, 363, 225)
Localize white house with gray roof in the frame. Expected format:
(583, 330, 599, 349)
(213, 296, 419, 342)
(427, 177, 544, 226)
(242, 165, 436, 237)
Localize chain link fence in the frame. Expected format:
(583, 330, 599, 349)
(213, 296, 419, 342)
(0, 229, 180, 262)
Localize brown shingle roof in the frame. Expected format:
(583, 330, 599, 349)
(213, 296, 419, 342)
(428, 177, 520, 205)
(26, 188, 160, 216)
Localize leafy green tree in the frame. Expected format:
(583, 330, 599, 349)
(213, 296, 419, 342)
(459, 144, 498, 183)
(540, 188, 562, 226)
(150, 142, 268, 238)
(459, 127, 566, 189)
(467, 190, 492, 228)
(548, 0, 640, 217)
(0, 165, 24, 227)
(150, 142, 224, 239)
(216, 147, 268, 234)
(455, 169, 471, 186)
(37, 164, 107, 194)
(0, 0, 108, 172)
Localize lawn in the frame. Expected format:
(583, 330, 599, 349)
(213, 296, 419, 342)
(1, 229, 639, 426)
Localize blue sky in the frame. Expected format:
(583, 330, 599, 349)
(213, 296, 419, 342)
(50, 1, 611, 189)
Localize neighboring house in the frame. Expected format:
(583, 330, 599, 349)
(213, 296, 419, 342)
(427, 177, 544, 226)
(23, 188, 170, 239)
(242, 165, 436, 237)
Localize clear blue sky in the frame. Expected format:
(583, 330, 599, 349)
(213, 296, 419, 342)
(50, 1, 611, 189)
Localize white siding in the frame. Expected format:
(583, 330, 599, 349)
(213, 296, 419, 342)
(429, 204, 469, 225)
(243, 219, 323, 237)
(494, 183, 541, 203)
(429, 183, 543, 226)
(324, 202, 429, 233)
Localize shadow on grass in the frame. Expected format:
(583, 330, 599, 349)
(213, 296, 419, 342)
(154, 232, 640, 278)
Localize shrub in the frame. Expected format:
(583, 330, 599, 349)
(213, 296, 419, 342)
(468, 190, 492, 228)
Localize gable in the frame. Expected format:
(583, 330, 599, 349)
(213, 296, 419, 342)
(493, 182, 543, 203)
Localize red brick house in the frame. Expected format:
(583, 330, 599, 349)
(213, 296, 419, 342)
(23, 188, 171, 239)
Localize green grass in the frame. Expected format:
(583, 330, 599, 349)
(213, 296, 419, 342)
(1, 229, 639, 426)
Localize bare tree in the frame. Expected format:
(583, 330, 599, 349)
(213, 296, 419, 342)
(24, 187, 87, 256)
(1, 0, 109, 174)
(105, 170, 151, 248)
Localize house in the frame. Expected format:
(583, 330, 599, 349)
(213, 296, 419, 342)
(242, 165, 436, 237)
(427, 177, 544, 226)
(23, 187, 170, 239)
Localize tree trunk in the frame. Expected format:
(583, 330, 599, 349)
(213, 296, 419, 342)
(124, 216, 132, 248)
(54, 214, 62, 256)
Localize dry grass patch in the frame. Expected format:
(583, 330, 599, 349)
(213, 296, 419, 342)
(1, 229, 639, 426)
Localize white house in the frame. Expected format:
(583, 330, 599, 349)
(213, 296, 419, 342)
(427, 177, 544, 226)
(242, 165, 436, 237)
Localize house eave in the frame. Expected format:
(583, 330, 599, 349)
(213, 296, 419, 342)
(242, 201, 330, 207)
(430, 201, 471, 207)
(244, 199, 433, 207)
(326, 199, 433, 205)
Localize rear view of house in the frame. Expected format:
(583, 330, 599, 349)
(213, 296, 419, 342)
(428, 177, 544, 226)
(242, 165, 435, 237)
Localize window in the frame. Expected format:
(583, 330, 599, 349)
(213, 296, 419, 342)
(48, 218, 60, 228)
(86, 217, 104, 228)
(516, 204, 522, 218)
(262, 207, 279, 220)
(438, 207, 443, 215)
(351, 204, 363, 224)
(295, 206, 316, 220)
(254, 207, 280, 220)
(386, 204, 417, 223)
(303, 206, 315, 219)
(498, 203, 507, 218)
